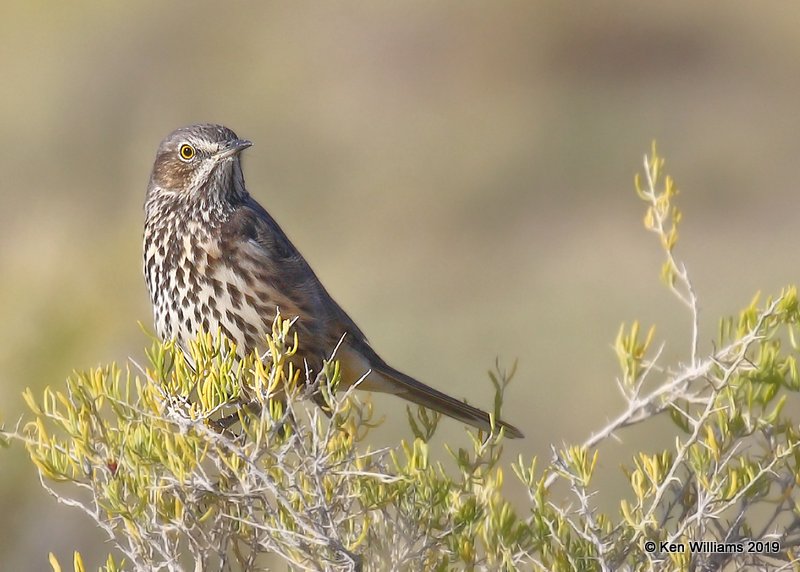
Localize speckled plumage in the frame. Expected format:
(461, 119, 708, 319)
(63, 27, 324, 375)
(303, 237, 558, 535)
(143, 123, 523, 438)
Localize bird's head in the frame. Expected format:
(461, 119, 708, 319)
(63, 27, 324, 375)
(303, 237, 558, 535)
(147, 124, 252, 205)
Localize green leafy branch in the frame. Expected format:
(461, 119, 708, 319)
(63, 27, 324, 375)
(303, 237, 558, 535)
(4, 146, 800, 571)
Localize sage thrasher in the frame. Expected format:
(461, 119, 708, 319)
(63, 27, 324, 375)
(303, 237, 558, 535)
(143, 123, 523, 438)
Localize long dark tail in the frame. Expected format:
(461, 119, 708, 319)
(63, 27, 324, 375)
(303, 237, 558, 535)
(336, 337, 524, 438)
(375, 365, 523, 438)
(343, 343, 523, 438)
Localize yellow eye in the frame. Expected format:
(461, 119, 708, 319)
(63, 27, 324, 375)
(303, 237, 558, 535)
(179, 144, 195, 161)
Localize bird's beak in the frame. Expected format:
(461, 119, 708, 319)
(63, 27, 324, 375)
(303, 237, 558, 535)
(216, 139, 252, 160)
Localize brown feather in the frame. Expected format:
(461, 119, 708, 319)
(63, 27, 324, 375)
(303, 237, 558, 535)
(337, 339, 524, 439)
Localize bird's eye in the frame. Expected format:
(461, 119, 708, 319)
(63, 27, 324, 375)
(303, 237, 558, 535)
(179, 144, 196, 161)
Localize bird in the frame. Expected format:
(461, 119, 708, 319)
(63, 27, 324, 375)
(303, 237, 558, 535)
(143, 123, 523, 439)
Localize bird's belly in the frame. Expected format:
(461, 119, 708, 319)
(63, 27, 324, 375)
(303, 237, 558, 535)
(146, 230, 329, 373)
(153, 258, 277, 357)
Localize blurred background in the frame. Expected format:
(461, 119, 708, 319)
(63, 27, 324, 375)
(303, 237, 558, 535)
(2, 1, 800, 567)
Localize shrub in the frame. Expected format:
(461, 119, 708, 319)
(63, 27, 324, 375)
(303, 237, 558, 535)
(3, 146, 799, 571)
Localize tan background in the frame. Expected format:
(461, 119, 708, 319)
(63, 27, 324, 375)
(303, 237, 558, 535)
(2, 1, 800, 568)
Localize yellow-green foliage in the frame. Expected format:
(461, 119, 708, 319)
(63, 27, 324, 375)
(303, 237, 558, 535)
(14, 313, 538, 571)
(5, 146, 800, 571)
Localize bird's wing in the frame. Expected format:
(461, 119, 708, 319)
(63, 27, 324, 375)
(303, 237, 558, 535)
(221, 195, 370, 347)
(222, 196, 524, 439)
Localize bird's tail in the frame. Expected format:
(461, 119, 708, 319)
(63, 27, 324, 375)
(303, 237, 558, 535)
(338, 342, 523, 439)
(372, 366, 524, 438)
